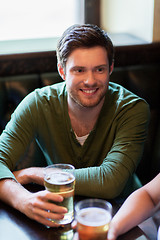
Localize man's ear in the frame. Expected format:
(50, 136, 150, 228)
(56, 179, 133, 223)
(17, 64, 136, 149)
(109, 62, 114, 75)
(58, 63, 66, 80)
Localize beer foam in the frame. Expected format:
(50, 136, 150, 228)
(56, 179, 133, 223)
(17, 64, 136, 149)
(77, 207, 111, 226)
(46, 172, 75, 185)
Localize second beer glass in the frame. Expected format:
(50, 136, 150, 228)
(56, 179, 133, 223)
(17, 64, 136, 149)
(75, 199, 112, 240)
(44, 163, 75, 225)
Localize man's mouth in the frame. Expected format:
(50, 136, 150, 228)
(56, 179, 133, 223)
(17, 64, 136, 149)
(80, 88, 98, 94)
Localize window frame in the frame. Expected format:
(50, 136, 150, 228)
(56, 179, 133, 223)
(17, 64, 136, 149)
(0, 0, 160, 77)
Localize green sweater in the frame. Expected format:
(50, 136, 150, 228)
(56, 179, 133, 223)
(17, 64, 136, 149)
(0, 82, 150, 199)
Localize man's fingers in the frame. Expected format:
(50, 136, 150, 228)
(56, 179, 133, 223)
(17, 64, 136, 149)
(34, 213, 61, 227)
(39, 190, 64, 202)
(33, 207, 65, 220)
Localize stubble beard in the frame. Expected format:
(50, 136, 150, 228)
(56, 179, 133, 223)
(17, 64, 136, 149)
(68, 86, 107, 109)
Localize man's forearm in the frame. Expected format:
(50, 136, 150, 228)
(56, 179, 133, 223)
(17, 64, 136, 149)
(0, 178, 31, 212)
(0, 167, 45, 214)
(0, 177, 68, 227)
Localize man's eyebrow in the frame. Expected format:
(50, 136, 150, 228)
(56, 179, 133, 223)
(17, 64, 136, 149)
(72, 66, 85, 68)
(95, 64, 108, 68)
(71, 66, 86, 70)
(72, 65, 107, 68)
(70, 65, 108, 71)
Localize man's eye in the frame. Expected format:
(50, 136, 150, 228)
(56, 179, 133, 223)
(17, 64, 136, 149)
(77, 69, 83, 73)
(97, 68, 104, 73)
(74, 68, 84, 73)
(96, 67, 107, 73)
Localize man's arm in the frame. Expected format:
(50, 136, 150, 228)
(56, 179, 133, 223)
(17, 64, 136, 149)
(75, 100, 150, 199)
(107, 173, 160, 240)
(0, 177, 68, 227)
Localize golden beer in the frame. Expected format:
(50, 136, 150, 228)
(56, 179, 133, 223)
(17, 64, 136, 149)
(44, 164, 75, 224)
(76, 199, 112, 240)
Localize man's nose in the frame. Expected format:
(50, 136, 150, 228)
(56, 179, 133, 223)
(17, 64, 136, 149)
(84, 71, 96, 85)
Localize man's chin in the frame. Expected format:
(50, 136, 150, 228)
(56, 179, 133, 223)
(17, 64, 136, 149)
(69, 92, 105, 109)
(76, 99, 103, 108)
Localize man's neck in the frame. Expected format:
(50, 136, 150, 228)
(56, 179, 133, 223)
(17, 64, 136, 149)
(68, 97, 104, 137)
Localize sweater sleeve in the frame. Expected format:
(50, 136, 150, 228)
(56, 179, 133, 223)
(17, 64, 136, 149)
(75, 100, 150, 199)
(0, 92, 37, 180)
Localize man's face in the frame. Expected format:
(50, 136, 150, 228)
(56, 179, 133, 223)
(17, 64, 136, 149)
(61, 46, 113, 109)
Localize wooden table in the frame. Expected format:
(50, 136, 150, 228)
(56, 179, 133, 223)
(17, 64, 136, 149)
(0, 184, 149, 240)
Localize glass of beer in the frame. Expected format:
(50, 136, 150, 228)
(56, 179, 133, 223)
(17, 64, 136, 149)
(44, 164, 75, 225)
(75, 199, 112, 240)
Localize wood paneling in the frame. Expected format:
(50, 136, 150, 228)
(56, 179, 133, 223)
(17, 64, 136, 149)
(0, 42, 160, 77)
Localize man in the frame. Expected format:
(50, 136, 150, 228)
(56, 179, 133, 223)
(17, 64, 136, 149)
(0, 24, 149, 227)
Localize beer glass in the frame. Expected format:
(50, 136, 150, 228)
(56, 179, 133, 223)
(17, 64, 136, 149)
(75, 199, 112, 240)
(44, 164, 75, 225)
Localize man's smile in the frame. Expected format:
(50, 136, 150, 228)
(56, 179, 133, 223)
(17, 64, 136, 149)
(80, 88, 99, 95)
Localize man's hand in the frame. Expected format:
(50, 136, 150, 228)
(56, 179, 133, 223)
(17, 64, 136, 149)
(0, 178, 67, 227)
(13, 167, 45, 185)
(21, 189, 68, 227)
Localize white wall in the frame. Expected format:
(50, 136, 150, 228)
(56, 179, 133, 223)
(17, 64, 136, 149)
(100, 0, 154, 42)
